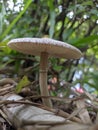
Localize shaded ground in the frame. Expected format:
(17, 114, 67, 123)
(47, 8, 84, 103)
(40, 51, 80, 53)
(0, 78, 98, 130)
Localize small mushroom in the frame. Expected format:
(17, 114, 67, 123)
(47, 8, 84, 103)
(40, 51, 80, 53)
(7, 38, 82, 108)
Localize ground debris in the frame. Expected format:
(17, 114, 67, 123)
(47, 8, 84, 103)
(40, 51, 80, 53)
(0, 78, 98, 130)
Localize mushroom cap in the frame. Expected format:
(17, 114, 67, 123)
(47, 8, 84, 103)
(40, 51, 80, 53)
(7, 38, 82, 59)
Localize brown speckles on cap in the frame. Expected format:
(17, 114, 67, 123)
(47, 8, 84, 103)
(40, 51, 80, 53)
(8, 37, 82, 59)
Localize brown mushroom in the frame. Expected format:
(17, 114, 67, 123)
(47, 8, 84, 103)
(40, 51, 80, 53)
(7, 37, 82, 108)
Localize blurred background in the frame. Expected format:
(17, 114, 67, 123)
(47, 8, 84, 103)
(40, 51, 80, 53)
(0, 0, 98, 97)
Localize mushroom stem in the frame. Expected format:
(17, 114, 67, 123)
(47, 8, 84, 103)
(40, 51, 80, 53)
(39, 52, 52, 108)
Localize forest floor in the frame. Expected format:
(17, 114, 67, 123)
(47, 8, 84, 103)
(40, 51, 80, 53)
(0, 78, 98, 130)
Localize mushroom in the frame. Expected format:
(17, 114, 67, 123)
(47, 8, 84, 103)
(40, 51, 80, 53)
(7, 37, 82, 108)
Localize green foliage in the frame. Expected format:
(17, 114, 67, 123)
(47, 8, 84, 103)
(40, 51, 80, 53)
(15, 76, 30, 93)
(71, 35, 98, 47)
(0, 0, 32, 41)
(48, 0, 56, 38)
(0, 0, 98, 95)
(0, 3, 6, 35)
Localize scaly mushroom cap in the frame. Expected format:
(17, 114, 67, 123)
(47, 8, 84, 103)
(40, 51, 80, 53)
(8, 38, 82, 59)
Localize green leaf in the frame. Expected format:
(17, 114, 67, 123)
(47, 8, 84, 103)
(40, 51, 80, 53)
(90, 9, 98, 16)
(0, 0, 32, 40)
(47, 0, 54, 10)
(71, 35, 98, 47)
(48, 0, 55, 38)
(63, 28, 73, 41)
(81, 1, 93, 6)
(15, 76, 30, 93)
(49, 11, 56, 38)
(0, 3, 6, 34)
